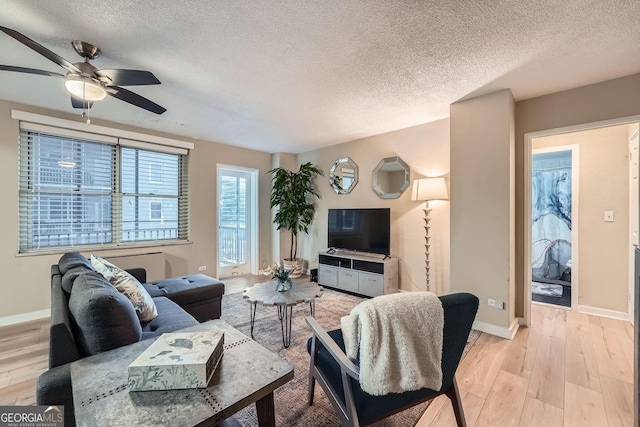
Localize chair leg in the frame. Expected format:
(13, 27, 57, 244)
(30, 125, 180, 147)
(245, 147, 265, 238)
(444, 378, 467, 427)
(308, 374, 316, 404)
(308, 337, 316, 405)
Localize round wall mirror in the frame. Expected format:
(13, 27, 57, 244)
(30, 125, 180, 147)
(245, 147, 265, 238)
(371, 156, 410, 199)
(329, 157, 358, 194)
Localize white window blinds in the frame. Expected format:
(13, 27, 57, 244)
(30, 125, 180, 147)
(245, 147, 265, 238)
(120, 147, 189, 243)
(18, 124, 189, 253)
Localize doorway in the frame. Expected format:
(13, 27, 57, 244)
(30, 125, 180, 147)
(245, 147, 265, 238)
(531, 146, 577, 308)
(523, 116, 640, 326)
(217, 165, 258, 278)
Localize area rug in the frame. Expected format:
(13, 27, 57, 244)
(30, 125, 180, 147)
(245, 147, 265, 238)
(221, 287, 480, 426)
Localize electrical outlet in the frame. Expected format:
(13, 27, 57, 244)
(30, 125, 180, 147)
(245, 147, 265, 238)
(487, 298, 505, 309)
(198, 265, 207, 271)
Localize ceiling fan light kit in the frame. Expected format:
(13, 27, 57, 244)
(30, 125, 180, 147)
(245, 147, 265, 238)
(64, 74, 106, 101)
(0, 26, 166, 114)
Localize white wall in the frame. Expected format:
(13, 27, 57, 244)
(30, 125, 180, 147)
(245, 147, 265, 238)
(298, 119, 450, 294)
(450, 89, 517, 338)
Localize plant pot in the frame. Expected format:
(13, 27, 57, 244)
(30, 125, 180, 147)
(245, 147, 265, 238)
(283, 258, 303, 279)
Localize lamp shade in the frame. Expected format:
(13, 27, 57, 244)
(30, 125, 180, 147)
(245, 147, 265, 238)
(411, 177, 448, 201)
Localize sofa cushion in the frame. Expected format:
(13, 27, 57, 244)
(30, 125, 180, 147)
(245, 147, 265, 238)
(91, 254, 158, 322)
(140, 297, 198, 340)
(68, 271, 142, 356)
(60, 265, 94, 294)
(58, 252, 93, 275)
(143, 274, 224, 306)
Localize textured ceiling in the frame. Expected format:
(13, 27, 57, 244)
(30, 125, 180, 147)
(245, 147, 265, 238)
(0, 1, 638, 153)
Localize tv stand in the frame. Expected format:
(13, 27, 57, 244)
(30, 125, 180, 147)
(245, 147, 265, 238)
(317, 251, 398, 297)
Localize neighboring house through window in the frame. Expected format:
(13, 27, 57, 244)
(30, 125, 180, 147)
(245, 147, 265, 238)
(149, 200, 163, 221)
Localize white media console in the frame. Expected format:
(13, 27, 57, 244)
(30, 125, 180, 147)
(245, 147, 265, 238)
(317, 251, 398, 297)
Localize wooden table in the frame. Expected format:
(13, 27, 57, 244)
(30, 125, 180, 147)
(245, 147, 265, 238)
(71, 320, 293, 427)
(243, 281, 323, 348)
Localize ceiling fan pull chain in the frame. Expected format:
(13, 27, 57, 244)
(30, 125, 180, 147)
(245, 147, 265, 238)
(82, 83, 91, 125)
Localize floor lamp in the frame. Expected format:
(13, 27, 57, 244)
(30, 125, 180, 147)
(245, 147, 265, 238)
(411, 177, 448, 292)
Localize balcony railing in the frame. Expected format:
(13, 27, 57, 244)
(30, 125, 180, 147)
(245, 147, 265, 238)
(219, 225, 246, 265)
(31, 222, 179, 248)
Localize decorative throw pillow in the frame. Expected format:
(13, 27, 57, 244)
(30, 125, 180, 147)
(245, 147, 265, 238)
(90, 254, 158, 322)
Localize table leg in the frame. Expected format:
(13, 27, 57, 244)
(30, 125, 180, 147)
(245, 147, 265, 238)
(249, 302, 257, 339)
(309, 300, 315, 317)
(277, 305, 293, 348)
(255, 391, 275, 427)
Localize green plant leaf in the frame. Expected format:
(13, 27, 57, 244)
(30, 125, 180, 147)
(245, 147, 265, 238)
(268, 162, 322, 260)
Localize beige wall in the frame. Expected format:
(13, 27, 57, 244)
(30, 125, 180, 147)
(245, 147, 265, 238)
(0, 100, 273, 322)
(298, 119, 450, 294)
(515, 73, 640, 317)
(450, 90, 516, 334)
(533, 125, 631, 313)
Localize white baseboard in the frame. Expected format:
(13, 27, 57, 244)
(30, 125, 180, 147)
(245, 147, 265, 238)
(577, 305, 628, 321)
(0, 309, 50, 327)
(472, 318, 519, 340)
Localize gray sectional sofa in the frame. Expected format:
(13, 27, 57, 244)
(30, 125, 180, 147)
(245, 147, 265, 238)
(36, 252, 225, 426)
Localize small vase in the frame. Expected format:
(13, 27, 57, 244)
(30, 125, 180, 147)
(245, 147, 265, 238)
(275, 280, 291, 292)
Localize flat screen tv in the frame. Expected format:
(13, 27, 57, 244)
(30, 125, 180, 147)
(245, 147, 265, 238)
(328, 208, 390, 255)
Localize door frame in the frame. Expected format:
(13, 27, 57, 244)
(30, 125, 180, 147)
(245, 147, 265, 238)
(216, 164, 259, 277)
(630, 128, 640, 323)
(531, 144, 579, 311)
(523, 115, 640, 326)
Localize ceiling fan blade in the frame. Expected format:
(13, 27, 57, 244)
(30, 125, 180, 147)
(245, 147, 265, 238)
(0, 65, 65, 77)
(106, 86, 166, 114)
(0, 26, 81, 74)
(70, 96, 93, 109)
(96, 69, 160, 86)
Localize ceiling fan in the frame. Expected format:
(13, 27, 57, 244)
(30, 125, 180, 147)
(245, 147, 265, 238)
(0, 26, 166, 114)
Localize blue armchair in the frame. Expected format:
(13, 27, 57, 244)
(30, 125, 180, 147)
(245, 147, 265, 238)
(306, 292, 479, 427)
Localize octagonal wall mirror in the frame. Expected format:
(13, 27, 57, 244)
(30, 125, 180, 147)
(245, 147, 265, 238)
(329, 157, 358, 194)
(372, 156, 410, 199)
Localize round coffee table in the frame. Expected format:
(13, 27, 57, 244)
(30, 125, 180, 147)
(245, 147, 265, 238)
(243, 281, 323, 348)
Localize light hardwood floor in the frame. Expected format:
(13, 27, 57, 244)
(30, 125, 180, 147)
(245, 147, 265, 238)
(0, 287, 633, 427)
(417, 303, 634, 427)
(0, 318, 49, 406)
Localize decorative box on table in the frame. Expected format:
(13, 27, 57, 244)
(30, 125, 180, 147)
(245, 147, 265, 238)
(128, 330, 224, 391)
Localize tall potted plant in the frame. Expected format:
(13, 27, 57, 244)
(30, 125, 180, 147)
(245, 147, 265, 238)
(269, 162, 322, 278)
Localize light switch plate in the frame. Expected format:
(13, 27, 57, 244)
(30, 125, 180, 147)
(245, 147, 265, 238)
(604, 211, 614, 222)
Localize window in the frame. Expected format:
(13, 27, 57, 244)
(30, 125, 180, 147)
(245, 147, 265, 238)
(148, 162, 164, 184)
(149, 201, 163, 221)
(18, 124, 190, 253)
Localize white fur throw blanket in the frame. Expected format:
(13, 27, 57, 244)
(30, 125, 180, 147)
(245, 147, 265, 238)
(341, 292, 444, 396)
